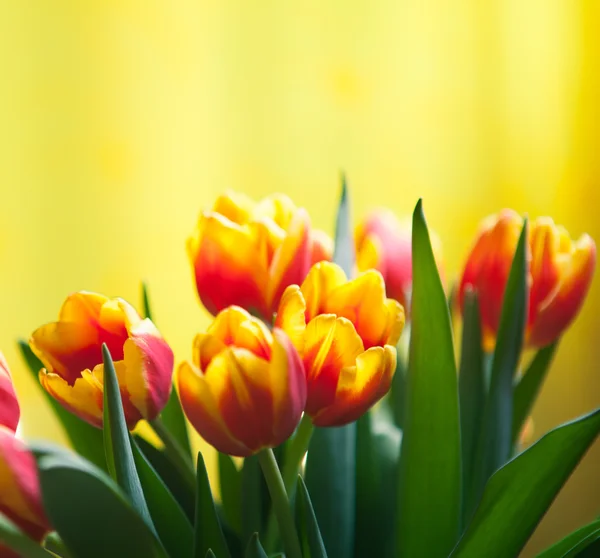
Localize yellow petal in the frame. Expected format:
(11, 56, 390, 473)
(300, 261, 348, 322)
(212, 190, 256, 224)
(274, 285, 307, 354)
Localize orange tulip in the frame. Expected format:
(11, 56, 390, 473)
(30, 292, 174, 429)
(0, 353, 19, 433)
(459, 210, 596, 350)
(188, 192, 332, 320)
(0, 427, 49, 556)
(178, 306, 306, 457)
(356, 208, 443, 308)
(275, 261, 405, 427)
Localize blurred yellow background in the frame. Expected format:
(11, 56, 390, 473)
(1, 2, 599, 555)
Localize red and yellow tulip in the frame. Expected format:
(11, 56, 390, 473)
(30, 292, 174, 429)
(458, 210, 596, 350)
(356, 209, 443, 308)
(0, 427, 49, 557)
(276, 261, 405, 427)
(0, 354, 19, 433)
(178, 306, 306, 457)
(188, 192, 332, 320)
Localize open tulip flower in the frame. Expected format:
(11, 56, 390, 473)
(0, 353, 19, 433)
(178, 306, 306, 457)
(459, 209, 596, 350)
(187, 191, 332, 320)
(355, 208, 443, 308)
(29, 292, 174, 429)
(0, 427, 49, 556)
(276, 261, 405, 427)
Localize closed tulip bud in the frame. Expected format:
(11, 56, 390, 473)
(459, 210, 596, 350)
(188, 192, 332, 320)
(0, 353, 19, 433)
(276, 261, 405, 427)
(0, 427, 49, 556)
(178, 306, 306, 457)
(356, 208, 443, 308)
(30, 292, 174, 429)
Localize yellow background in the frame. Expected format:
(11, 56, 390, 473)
(1, 2, 599, 555)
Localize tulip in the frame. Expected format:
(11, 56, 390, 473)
(0, 353, 19, 433)
(458, 210, 596, 350)
(0, 427, 49, 556)
(356, 208, 443, 308)
(30, 292, 174, 429)
(178, 306, 306, 457)
(188, 192, 332, 320)
(275, 261, 405, 427)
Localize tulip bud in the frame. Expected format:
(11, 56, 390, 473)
(0, 427, 49, 556)
(30, 292, 174, 429)
(356, 209, 443, 308)
(178, 306, 306, 456)
(188, 192, 332, 320)
(0, 353, 19, 433)
(459, 210, 596, 349)
(276, 261, 405, 427)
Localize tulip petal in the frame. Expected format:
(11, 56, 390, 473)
(326, 270, 404, 349)
(528, 235, 596, 348)
(0, 355, 19, 433)
(303, 314, 364, 417)
(0, 428, 48, 542)
(310, 229, 334, 265)
(177, 361, 252, 457)
(300, 261, 348, 322)
(312, 345, 396, 427)
(212, 191, 255, 224)
(267, 208, 311, 312)
(39, 369, 104, 427)
(253, 193, 298, 230)
(274, 285, 308, 353)
(188, 214, 269, 317)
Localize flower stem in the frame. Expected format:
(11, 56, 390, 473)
(281, 414, 314, 493)
(257, 448, 303, 558)
(149, 417, 196, 490)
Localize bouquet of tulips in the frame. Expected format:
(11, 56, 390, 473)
(0, 181, 598, 558)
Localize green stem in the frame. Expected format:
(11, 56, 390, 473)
(149, 417, 196, 490)
(257, 449, 303, 558)
(282, 414, 314, 493)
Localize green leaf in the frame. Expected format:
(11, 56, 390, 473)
(102, 344, 154, 530)
(354, 411, 400, 558)
(396, 200, 462, 557)
(451, 408, 600, 558)
(131, 436, 194, 557)
(245, 533, 269, 558)
(512, 342, 558, 446)
(304, 175, 356, 558)
(205, 551, 216, 558)
(537, 519, 600, 558)
(387, 336, 408, 428)
(194, 452, 231, 558)
(296, 476, 328, 558)
(458, 289, 485, 525)
(0, 512, 53, 558)
(467, 220, 528, 519)
(241, 455, 265, 546)
(38, 449, 166, 558)
(141, 282, 193, 458)
(17, 339, 107, 471)
(135, 435, 196, 521)
(332, 172, 354, 278)
(219, 453, 243, 535)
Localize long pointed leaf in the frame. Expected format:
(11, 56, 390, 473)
(451, 408, 600, 558)
(296, 476, 328, 558)
(305, 174, 356, 558)
(458, 289, 485, 525)
(18, 340, 106, 470)
(194, 452, 231, 558)
(102, 344, 154, 530)
(0, 512, 52, 558)
(537, 519, 600, 558)
(512, 342, 558, 446)
(245, 533, 269, 558)
(396, 200, 462, 557)
(219, 453, 242, 536)
(468, 220, 528, 518)
(131, 436, 194, 557)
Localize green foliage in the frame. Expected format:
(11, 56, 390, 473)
(296, 477, 328, 558)
(396, 200, 462, 557)
(0, 512, 52, 558)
